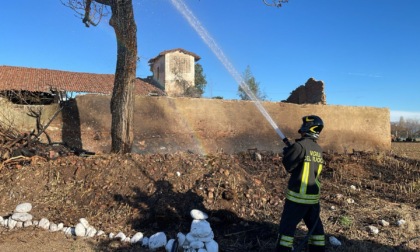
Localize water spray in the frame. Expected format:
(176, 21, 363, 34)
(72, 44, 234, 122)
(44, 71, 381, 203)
(170, 0, 291, 147)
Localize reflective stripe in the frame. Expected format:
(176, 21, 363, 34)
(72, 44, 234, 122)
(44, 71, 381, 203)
(286, 189, 320, 204)
(279, 235, 294, 248)
(309, 235, 325, 246)
(300, 161, 310, 194)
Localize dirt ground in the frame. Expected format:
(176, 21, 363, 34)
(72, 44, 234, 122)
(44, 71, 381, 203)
(0, 142, 419, 252)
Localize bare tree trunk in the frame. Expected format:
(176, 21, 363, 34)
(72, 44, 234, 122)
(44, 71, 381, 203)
(109, 0, 137, 153)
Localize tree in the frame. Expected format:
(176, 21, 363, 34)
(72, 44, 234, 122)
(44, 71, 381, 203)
(63, 0, 137, 154)
(194, 63, 207, 97)
(238, 65, 266, 101)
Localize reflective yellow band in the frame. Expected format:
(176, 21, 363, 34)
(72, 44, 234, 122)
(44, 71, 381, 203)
(300, 161, 310, 194)
(309, 235, 325, 246)
(279, 235, 294, 248)
(286, 189, 320, 204)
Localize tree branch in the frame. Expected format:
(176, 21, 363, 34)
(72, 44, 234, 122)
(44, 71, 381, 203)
(262, 0, 289, 7)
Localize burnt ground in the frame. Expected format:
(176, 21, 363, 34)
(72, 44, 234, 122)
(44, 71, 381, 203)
(0, 142, 419, 252)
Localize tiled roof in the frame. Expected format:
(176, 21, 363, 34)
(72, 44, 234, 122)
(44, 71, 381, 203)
(0, 65, 165, 96)
(148, 48, 201, 64)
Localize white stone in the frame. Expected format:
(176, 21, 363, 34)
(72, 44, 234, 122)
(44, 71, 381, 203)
(0, 216, 4, 226)
(329, 236, 342, 246)
(131, 232, 144, 244)
(109, 232, 115, 239)
(7, 218, 17, 229)
(12, 212, 33, 222)
(79, 218, 90, 229)
(124, 237, 130, 243)
(346, 198, 355, 204)
(177, 232, 186, 246)
(149, 232, 167, 250)
(176, 171, 181, 176)
(379, 219, 389, 227)
(198, 249, 207, 252)
(166, 239, 175, 252)
(350, 185, 356, 190)
(115, 232, 126, 241)
(14, 203, 32, 213)
(142, 237, 149, 247)
(205, 240, 218, 252)
(49, 223, 58, 232)
(196, 231, 214, 242)
(96, 230, 105, 236)
(190, 240, 205, 249)
(75, 223, 87, 237)
(86, 226, 97, 237)
(4, 218, 8, 227)
(33, 220, 39, 226)
(38, 218, 50, 230)
(397, 219, 406, 226)
(368, 225, 379, 234)
(57, 223, 64, 231)
(186, 232, 199, 243)
(191, 220, 212, 237)
(23, 220, 33, 227)
(16, 221, 23, 228)
(191, 209, 208, 220)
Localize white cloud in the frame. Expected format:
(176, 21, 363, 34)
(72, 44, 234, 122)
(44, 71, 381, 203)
(390, 110, 420, 122)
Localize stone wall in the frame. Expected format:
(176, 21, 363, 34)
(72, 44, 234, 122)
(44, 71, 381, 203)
(285, 78, 327, 105)
(0, 95, 391, 155)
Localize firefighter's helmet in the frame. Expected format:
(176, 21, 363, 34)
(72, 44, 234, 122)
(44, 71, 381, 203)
(298, 115, 324, 139)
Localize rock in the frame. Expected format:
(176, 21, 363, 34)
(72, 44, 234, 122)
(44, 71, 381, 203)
(177, 232, 186, 246)
(0, 216, 4, 226)
(379, 219, 389, 227)
(191, 220, 212, 237)
(329, 236, 342, 246)
(23, 220, 33, 227)
(205, 240, 218, 252)
(368, 225, 379, 235)
(115, 232, 126, 241)
(198, 249, 207, 252)
(131, 232, 144, 244)
(11, 212, 33, 222)
(16, 221, 23, 228)
(49, 223, 58, 232)
(109, 233, 115, 239)
(96, 230, 105, 236)
(165, 239, 175, 252)
(149, 232, 167, 250)
(33, 220, 39, 226)
(190, 240, 205, 249)
(397, 219, 406, 226)
(346, 198, 355, 204)
(14, 203, 32, 213)
(75, 223, 87, 237)
(124, 237, 130, 243)
(142, 237, 149, 247)
(197, 231, 214, 242)
(191, 209, 208, 220)
(57, 223, 64, 231)
(79, 218, 90, 229)
(86, 226, 97, 237)
(38, 218, 50, 230)
(7, 218, 17, 229)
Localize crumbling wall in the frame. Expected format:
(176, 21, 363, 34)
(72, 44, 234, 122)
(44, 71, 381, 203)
(1, 95, 390, 155)
(285, 78, 326, 105)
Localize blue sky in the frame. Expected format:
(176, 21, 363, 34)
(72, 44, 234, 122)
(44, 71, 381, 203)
(1, 0, 419, 122)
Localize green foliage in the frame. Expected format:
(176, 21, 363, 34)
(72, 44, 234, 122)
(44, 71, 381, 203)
(338, 215, 353, 228)
(194, 63, 207, 97)
(237, 65, 266, 101)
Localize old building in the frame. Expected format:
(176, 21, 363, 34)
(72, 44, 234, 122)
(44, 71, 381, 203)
(148, 48, 201, 97)
(0, 65, 165, 104)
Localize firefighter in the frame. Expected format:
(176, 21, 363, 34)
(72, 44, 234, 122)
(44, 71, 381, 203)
(276, 115, 326, 252)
